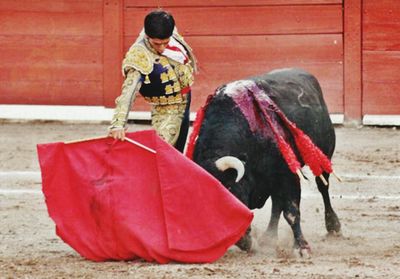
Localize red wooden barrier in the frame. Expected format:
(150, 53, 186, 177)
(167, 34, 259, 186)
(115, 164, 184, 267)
(123, 2, 343, 113)
(103, 0, 124, 108)
(124, 5, 342, 36)
(343, 0, 362, 121)
(124, 0, 342, 6)
(0, 0, 103, 105)
(362, 0, 400, 115)
(2, 0, 399, 121)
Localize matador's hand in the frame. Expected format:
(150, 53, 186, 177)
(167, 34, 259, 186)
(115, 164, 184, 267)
(108, 128, 126, 141)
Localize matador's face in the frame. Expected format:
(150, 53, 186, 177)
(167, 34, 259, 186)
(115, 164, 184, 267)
(147, 36, 170, 54)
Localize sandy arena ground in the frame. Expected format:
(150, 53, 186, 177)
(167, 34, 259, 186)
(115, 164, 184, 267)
(0, 121, 399, 278)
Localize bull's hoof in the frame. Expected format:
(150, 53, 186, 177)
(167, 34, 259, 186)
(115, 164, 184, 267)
(296, 247, 312, 259)
(294, 244, 312, 259)
(325, 211, 341, 234)
(236, 233, 252, 252)
(326, 230, 343, 238)
(293, 239, 312, 258)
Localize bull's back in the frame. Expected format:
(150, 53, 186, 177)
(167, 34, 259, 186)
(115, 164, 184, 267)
(254, 68, 335, 157)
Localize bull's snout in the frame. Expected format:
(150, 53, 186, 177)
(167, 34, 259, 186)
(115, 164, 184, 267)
(235, 227, 252, 252)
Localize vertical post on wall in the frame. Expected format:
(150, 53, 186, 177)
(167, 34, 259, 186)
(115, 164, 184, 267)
(103, 0, 124, 107)
(343, 0, 362, 124)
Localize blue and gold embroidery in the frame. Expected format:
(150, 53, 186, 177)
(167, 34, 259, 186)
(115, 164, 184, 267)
(160, 72, 169, 83)
(120, 33, 195, 106)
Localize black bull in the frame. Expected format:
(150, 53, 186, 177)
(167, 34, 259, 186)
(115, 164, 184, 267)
(192, 68, 341, 256)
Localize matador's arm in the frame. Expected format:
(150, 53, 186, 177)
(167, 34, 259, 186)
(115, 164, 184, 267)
(109, 69, 142, 131)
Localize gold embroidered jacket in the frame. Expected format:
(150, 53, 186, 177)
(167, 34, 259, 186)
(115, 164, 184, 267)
(110, 29, 197, 130)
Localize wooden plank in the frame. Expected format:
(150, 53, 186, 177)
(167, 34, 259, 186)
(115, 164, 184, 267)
(363, 0, 400, 51)
(124, 5, 342, 36)
(0, 80, 103, 105)
(0, 0, 102, 12)
(124, 34, 343, 65)
(0, 64, 102, 82)
(363, 51, 400, 115)
(362, 0, 400, 113)
(343, 0, 362, 122)
(0, 35, 102, 64)
(0, 1, 104, 106)
(364, 31, 400, 52)
(125, 0, 342, 7)
(103, 0, 124, 107)
(0, 11, 102, 35)
(125, 34, 343, 113)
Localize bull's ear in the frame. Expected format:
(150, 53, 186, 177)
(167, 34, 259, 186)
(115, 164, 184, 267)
(215, 156, 245, 183)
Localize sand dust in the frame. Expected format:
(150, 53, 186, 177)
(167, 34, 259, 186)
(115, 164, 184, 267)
(1, 122, 399, 278)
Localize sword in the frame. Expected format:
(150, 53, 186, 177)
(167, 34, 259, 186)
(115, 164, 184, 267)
(64, 136, 157, 154)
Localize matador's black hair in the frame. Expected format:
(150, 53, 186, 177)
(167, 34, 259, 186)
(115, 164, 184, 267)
(144, 10, 175, 39)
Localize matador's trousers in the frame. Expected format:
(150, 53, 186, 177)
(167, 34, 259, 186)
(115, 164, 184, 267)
(151, 93, 191, 153)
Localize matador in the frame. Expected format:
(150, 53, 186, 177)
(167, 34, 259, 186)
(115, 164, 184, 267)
(109, 10, 197, 152)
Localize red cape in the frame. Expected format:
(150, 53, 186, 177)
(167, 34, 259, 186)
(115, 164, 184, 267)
(37, 130, 253, 263)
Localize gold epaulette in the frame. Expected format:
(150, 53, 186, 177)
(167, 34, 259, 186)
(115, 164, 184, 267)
(122, 44, 153, 76)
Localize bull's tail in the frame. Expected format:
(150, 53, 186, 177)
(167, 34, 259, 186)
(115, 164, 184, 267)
(185, 94, 215, 159)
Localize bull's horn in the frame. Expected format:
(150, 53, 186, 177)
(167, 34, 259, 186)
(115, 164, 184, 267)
(215, 156, 245, 183)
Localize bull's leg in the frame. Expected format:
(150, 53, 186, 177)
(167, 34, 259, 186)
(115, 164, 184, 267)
(257, 197, 283, 248)
(316, 173, 341, 234)
(265, 197, 283, 240)
(282, 198, 310, 257)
